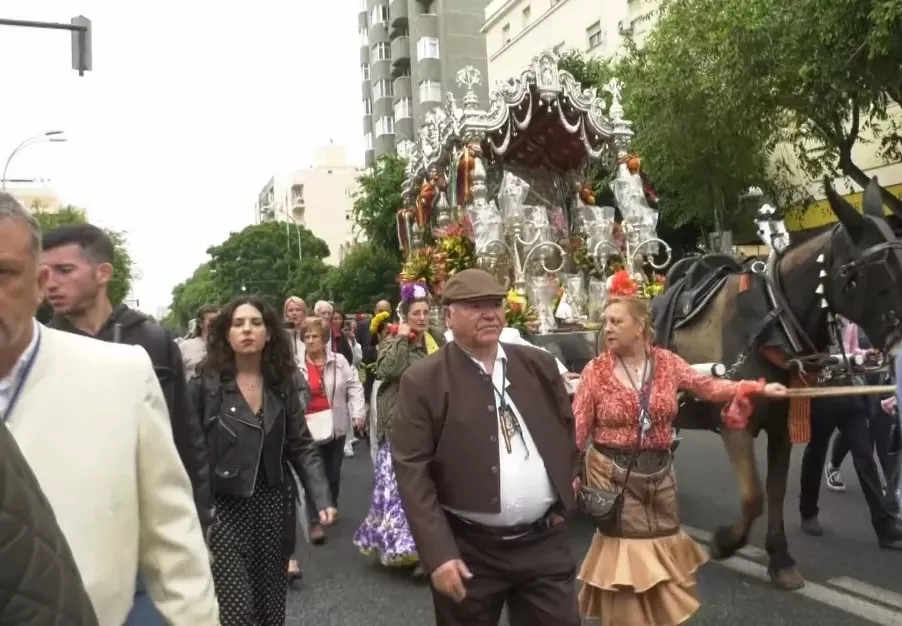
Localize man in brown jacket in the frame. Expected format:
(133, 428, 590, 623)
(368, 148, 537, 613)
(391, 269, 581, 626)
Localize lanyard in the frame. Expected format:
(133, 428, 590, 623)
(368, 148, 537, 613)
(617, 353, 652, 437)
(1, 328, 41, 423)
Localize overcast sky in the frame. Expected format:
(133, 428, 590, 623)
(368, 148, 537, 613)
(1, 1, 364, 314)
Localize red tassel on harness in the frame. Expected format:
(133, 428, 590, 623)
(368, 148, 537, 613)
(722, 379, 765, 429)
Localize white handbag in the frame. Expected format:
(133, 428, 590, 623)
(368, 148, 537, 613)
(306, 362, 337, 443)
(306, 409, 334, 442)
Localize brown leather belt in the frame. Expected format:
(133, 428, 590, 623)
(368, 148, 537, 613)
(593, 443, 672, 474)
(445, 509, 554, 540)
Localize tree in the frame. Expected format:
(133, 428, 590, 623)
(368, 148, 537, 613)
(206, 222, 331, 309)
(164, 263, 221, 332)
(34, 205, 136, 306)
(324, 244, 401, 312)
(642, 0, 902, 212)
(350, 154, 406, 259)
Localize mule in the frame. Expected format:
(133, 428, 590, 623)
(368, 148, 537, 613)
(658, 178, 902, 590)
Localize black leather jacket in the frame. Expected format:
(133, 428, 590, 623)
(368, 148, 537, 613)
(189, 373, 332, 512)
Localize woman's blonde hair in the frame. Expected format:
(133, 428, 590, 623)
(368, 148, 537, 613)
(300, 316, 329, 341)
(604, 296, 654, 341)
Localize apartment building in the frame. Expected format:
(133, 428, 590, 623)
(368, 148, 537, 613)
(481, 0, 900, 229)
(482, 0, 657, 83)
(359, 0, 492, 167)
(255, 145, 363, 265)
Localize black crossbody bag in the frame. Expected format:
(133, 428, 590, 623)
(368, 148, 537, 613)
(576, 358, 655, 535)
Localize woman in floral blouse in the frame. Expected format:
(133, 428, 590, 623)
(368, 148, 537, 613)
(573, 296, 785, 626)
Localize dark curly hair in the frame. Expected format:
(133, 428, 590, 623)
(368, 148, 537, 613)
(200, 295, 296, 387)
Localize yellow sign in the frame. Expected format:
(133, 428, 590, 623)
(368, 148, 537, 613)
(785, 183, 902, 231)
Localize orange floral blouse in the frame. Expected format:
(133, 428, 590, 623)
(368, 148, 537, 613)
(574, 347, 743, 451)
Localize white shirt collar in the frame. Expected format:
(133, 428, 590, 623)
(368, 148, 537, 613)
(0, 320, 41, 416)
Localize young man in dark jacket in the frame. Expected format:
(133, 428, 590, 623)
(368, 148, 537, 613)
(41, 223, 214, 625)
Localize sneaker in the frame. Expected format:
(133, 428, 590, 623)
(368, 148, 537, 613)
(825, 464, 846, 492)
(344, 446, 355, 458)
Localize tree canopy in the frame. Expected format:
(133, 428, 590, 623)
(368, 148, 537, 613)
(163, 221, 332, 332)
(324, 243, 400, 313)
(34, 205, 136, 305)
(636, 0, 902, 211)
(350, 154, 406, 258)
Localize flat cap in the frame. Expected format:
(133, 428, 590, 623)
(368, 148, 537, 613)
(441, 268, 507, 305)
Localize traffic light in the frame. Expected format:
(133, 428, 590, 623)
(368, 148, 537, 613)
(70, 15, 92, 75)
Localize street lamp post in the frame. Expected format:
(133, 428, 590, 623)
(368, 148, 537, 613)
(1, 131, 67, 191)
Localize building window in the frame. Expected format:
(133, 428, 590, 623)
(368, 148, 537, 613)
(372, 42, 391, 62)
(587, 21, 603, 49)
(291, 184, 304, 206)
(418, 79, 442, 103)
(364, 132, 373, 150)
(502, 23, 511, 44)
(371, 4, 389, 25)
(361, 63, 370, 81)
(363, 98, 372, 116)
(522, 6, 531, 24)
(416, 36, 440, 60)
(373, 79, 393, 99)
(375, 116, 395, 136)
(359, 27, 368, 46)
(394, 98, 413, 120)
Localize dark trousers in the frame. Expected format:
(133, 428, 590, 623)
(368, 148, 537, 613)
(800, 396, 895, 535)
(305, 435, 345, 524)
(431, 517, 580, 626)
(829, 397, 894, 479)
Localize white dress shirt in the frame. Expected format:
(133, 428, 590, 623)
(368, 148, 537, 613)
(445, 343, 557, 527)
(0, 320, 39, 420)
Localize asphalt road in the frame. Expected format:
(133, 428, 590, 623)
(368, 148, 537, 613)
(287, 432, 902, 625)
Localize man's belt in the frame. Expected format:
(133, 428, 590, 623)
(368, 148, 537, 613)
(445, 509, 554, 540)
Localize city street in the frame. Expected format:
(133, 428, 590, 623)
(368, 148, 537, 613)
(287, 431, 902, 625)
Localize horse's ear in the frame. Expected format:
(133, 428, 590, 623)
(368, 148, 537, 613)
(825, 177, 866, 234)
(862, 177, 887, 219)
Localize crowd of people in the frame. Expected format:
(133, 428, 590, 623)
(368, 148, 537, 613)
(1, 188, 899, 626)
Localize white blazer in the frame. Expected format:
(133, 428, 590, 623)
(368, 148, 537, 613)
(7, 327, 219, 626)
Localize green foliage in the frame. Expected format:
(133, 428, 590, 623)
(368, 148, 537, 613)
(351, 154, 406, 259)
(165, 222, 333, 332)
(640, 0, 902, 208)
(325, 244, 401, 312)
(164, 263, 220, 331)
(34, 205, 136, 306)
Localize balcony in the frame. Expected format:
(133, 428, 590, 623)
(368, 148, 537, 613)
(390, 36, 410, 64)
(390, 0, 408, 29)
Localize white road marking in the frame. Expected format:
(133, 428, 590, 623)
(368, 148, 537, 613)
(681, 524, 768, 561)
(829, 578, 902, 612)
(682, 525, 902, 625)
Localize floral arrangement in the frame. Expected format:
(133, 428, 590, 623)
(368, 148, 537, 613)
(608, 269, 638, 297)
(504, 289, 538, 333)
(399, 246, 448, 294)
(433, 221, 475, 277)
(369, 311, 391, 335)
(570, 237, 596, 274)
(642, 274, 666, 299)
(400, 281, 429, 302)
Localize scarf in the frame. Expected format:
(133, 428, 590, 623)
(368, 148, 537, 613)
(424, 332, 439, 355)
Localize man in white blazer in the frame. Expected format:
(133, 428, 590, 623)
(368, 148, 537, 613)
(0, 193, 219, 625)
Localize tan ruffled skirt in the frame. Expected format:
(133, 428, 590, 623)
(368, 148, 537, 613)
(578, 446, 707, 626)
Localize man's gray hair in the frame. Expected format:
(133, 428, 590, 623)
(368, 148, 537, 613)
(0, 192, 41, 257)
(313, 300, 333, 315)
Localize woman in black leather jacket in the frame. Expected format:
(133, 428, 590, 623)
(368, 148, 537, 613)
(189, 295, 335, 626)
